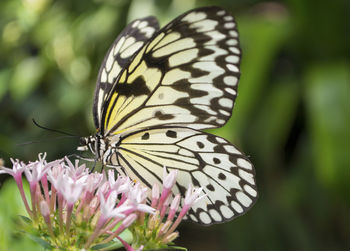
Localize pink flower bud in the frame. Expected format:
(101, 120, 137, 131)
(163, 168, 177, 190)
(122, 213, 137, 228)
(167, 194, 181, 221)
(184, 184, 205, 207)
(40, 200, 50, 217)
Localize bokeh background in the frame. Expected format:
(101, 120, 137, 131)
(0, 0, 349, 250)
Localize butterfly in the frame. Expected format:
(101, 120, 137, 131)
(77, 6, 257, 225)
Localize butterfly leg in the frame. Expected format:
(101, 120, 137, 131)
(66, 153, 95, 162)
(67, 154, 100, 173)
(89, 158, 98, 173)
(104, 164, 127, 177)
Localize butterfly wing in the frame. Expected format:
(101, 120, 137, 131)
(93, 17, 160, 129)
(100, 6, 241, 135)
(113, 127, 257, 225)
(92, 7, 256, 225)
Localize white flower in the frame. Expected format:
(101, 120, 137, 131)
(0, 159, 25, 177)
(170, 194, 181, 211)
(64, 157, 89, 182)
(99, 191, 132, 219)
(107, 170, 132, 194)
(39, 200, 50, 217)
(47, 165, 65, 190)
(56, 174, 87, 205)
(163, 167, 177, 190)
(121, 213, 138, 228)
(184, 183, 206, 207)
(85, 172, 104, 193)
(126, 184, 155, 214)
(24, 153, 57, 184)
(97, 181, 110, 197)
(152, 183, 160, 200)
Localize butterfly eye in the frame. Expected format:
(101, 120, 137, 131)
(79, 137, 88, 146)
(77, 138, 89, 151)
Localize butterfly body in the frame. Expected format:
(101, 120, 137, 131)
(79, 133, 121, 165)
(78, 6, 258, 225)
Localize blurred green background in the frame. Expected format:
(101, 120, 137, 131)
(0, 0, 349, 250)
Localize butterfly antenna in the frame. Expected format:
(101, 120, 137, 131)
(32, 118, 79, 137)
(16, 135, 80, 146)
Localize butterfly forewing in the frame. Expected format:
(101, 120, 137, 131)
(100, 7, 241, 136)
(114, 127, 257, 225)
(87, 6, 257, 225)
(93, 17, 160, 129)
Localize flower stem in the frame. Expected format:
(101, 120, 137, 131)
(15, 175, 33, 217)
(84, 216, 106, 248)
(58, 194, 64, 233)
(41, 174, 50, 206)
(65, 204, 73, 234)
(30, 183, 38, 221)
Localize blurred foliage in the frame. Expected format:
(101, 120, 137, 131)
(0, 0, 349, 250)
(0, 180, 40, 250)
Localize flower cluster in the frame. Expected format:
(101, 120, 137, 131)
(0, 154, 205, 250)
(130, 169, 205, 250)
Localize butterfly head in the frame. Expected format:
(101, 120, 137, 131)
(77, 134, 108, 161)
(77, 137, 88, 151)
(77, 135, 103, 155)
(77, 136, 94, 152)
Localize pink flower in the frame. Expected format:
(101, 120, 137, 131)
(1, 156, 206, 250)
(56, 174, 87, 205)
(65, 157, 89, 182)
(107, 170, 132, 194)
(24, 153, 57, 184)
(184, 183, 206, 207)
(156, 167, 178, 211)
(126, 183, 155, 214)
(85, 172, 104, 193)
(130, 166, 206, 250)
(100, 191, 132, 219)
(163, 167, 177, 190)
(0, 158, 25, 179)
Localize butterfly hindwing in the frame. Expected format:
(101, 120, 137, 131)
(93, 16, 160, 129)
(85, 6, 257, 225)
(114, 127, 257, 225)
(101, 6, 241, 135)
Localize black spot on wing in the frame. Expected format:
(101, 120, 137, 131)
(213, 157, 221, 164)
(207, 184, 215, 191)
(115, 76, 150, 97)
(218, 172, 226, 180)
(141, 132, 150, 140)
(154, 110, 175, 120)
(166, 130, 177, 138)
(99, 82, 113, 92)
(197, 141, 204, 149)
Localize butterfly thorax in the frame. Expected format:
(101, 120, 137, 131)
(78, 134, 121, 165)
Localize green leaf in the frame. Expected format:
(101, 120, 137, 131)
(0, 180, 40, 250)
(25, 233, 52, 249)
(9, 57, 46, 101)
(91, 229, 132, 250)
(248, 78, 299, 165)
(91, 242, 116, 250)
(18, 215, 32, 224)
(167, 246, 188, 251)
(305, 61, 350, 203)
(0, 69, 11, 100)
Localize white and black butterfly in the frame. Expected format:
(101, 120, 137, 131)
(78, 6, 257, 225)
